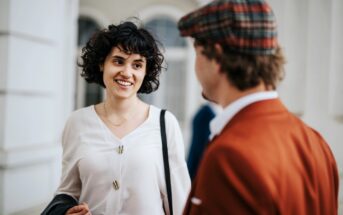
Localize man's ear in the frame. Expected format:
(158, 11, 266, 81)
(214, 43, 223, 56)
(213, 43, 223, 74)
(99, 64, 104, 72)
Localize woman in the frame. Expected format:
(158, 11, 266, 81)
(54, 21, 190, 215)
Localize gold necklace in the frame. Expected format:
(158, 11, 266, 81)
(103, 102, 138, 127)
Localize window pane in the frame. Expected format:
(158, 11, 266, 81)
(78, 17, 103, 107)
(78, 17, 101, 47)
(85, 83, 103, 106)
(141, 17, 188, 121)
(164, 60, 186, 120)
(145, 17, 186, 47)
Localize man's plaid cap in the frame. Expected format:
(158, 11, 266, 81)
(177, 0, 278, 55)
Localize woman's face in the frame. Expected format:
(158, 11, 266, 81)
(101, 46, 147, 100)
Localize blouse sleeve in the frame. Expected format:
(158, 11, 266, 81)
(163, 111, 191, 215)
(55, 116, 82, 200)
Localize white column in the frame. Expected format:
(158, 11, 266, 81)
(279, 0, 308, 116)
(303, 0, 332, 130)
(303, 0, 342, 211)
(329, 0, 343, 119)
(0, 0, 78, 214)
(329, 0, 343, 210)
(268, 0, 309, 116)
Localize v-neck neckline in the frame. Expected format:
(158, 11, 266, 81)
(91, 104, 152, 142)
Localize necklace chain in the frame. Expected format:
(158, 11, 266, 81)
(103, 102, 137, 127)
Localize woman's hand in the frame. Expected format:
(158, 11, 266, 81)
(65, 202, 92, 215)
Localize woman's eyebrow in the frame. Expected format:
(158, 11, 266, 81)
(111, 55, 126, 60)
(133, 58, 145, 63)
(111, 54, 145, 63)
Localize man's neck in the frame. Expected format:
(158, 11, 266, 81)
(219, 83, 269, 108)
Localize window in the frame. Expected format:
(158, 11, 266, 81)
(145, 18, 186, 48)
(140, 17, 188, 123)
(76, 17, 103, 108)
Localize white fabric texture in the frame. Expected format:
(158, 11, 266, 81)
(56, 105, 191, 215)
(209, 91, 278, 140)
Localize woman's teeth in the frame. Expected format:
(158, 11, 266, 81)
(116, 80, 132, 86)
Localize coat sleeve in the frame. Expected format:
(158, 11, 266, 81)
(163, 111, 191, 215)
(55, 115, 82, 200)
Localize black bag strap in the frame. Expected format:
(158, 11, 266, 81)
(160, 109, 173, 215)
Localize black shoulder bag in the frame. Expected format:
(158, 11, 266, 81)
(41, 193, 78, 215)
(160, 109, 173, 215)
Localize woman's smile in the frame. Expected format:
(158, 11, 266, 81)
(114, 79, 133, 87)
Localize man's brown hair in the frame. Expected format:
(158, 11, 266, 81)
(195, 40, 286, 91)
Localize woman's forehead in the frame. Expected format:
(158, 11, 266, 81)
(110, 46, 146, 61)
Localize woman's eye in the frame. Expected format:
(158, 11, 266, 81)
(113, 59, 123, 65)
(133, 64, 142, 69)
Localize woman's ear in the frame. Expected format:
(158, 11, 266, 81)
(99, 64, 104, 72)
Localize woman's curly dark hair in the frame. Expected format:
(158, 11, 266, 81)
(78, 20, 164, 94)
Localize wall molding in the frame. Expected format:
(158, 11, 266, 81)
(0, 143, 61, 169)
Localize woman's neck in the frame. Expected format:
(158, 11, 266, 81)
(105, 95, 141, 115)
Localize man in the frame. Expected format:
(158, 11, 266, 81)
(177, 0, 339, 214)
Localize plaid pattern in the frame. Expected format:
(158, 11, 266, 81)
(177, 0, 278, 55)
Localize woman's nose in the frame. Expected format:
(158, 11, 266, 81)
(121, 65, 133, 78)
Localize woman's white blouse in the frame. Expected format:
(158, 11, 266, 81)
(56, 105, 191, 215)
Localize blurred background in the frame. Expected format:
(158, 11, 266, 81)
(0, 0, 342, 214)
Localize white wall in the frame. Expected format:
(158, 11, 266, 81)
(0, 0, 78, 214)
(79, 0, 197, 24)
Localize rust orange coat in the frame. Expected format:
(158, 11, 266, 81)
(183, 99, 339, 215)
